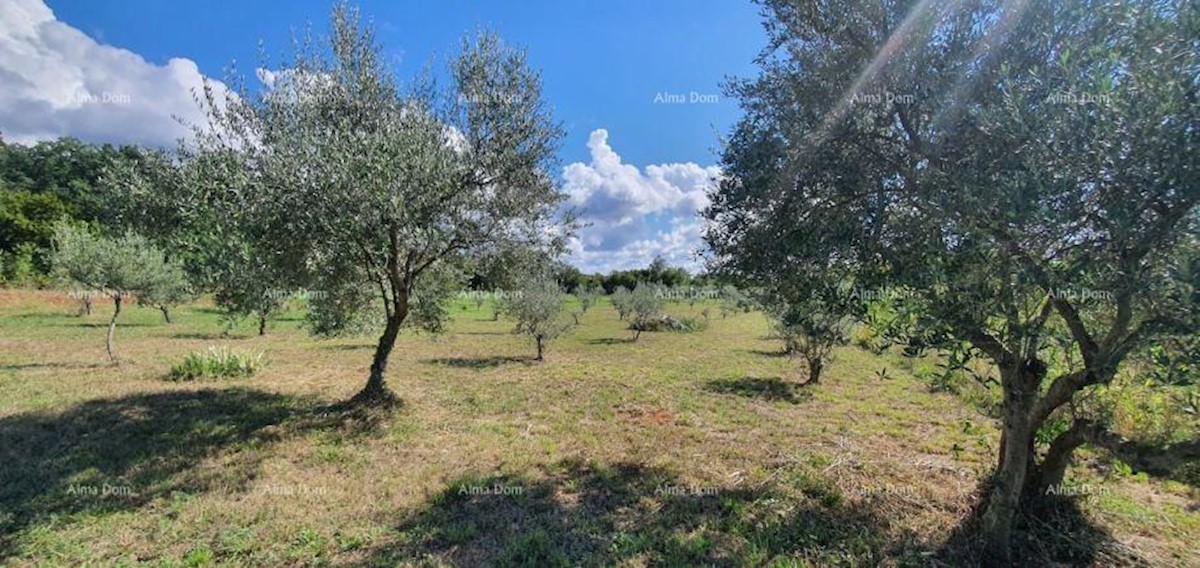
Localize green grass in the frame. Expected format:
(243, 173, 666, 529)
(0, 289, 1196, 566)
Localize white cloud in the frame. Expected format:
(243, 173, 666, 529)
(0, 0, 230, 147)
(562, 129, 719, 273)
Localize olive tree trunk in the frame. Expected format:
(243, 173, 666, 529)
(353, 293, 410, 405)
(805, 358, 823, 385)
(106, 294, 123, 363)
(978, 364, 1039, 562)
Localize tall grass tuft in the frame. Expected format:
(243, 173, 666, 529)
(168, 346, 264, 381)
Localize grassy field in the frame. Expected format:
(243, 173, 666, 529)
(0, 289, 1196, 566)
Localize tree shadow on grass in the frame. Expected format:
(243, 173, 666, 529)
(423, 356, 532, 370)
(588, 337, 634, 345)
(744, 348, 792, 358)
(0, 387, 369, 562)
(319, 343, 375, 351)
(171, 332, 250, 340)
(938, 494, 1145, 566)
(0, 361, 108, 372)
(358, 458, 922, 566)
(1090, 436, 1200, 490)
(705, 376, 813, 404)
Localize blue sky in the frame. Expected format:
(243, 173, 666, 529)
(1, 0, 768, 272)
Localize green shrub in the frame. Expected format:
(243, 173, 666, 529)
(629, 314, 706, 333)
(168, 347, 264, 381)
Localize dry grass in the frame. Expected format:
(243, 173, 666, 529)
(0, 289, 1196, 566)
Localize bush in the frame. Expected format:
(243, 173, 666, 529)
(168, 347, 264, 381)
(629, 314, 707, 333)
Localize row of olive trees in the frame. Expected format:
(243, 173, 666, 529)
(706, 0, 1198, 560)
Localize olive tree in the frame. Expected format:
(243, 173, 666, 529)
(610, 286, 633, 321)
(188, 5, 567, 405)
(577, 283, 601, 313)
(104, 148, 284, 334)
(705, 0, 1198, 558)
(502, 274, 572, 361)
(51, 224, 188, 362)
(628, 282, 664, 342)
(135, 259, 192, 324)
(763, 286, 852, 385)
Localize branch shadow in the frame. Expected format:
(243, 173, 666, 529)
(0, 387, 366, 561)
(423, 356, 532, 370)
(705, 376, 813, 404)
(357, 458, 918, 566)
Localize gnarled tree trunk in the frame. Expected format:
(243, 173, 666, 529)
(978, 363, 1039, 563)
(106, 294, 123, 363)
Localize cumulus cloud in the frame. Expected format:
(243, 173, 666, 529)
(562, 129, 719, 273)
(0, 0, 229, 147)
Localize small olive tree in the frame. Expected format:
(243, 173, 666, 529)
(628, 282, 664, 341)
(610, 286, 633, 320)
(577, 284, 601, 313)
(502, 275, 572, 361)
(51, 224, 188, 362)
(764, 288, 852, 385)
(136, 261, 192, 324)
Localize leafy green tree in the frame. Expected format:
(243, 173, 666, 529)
(51, 224, 188, 362)
(705, 0, 1198, 558)
(187, 5, 567, 404)
(502, 274, 572, 361)
(628, 282, 664, 341)
(135, 259, 192, 324)
(764, 287, 852, 385)
(577, 284, 601, 314)
(0, 190, 70, 270)
(610, 286, 633, 321)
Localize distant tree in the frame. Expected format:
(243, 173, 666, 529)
(764, 288, 852, 385)
(187, 5, 568, 404)
(0, 190, 70, 272)
(628, 282, 664, 341)
(107, 149, 287, 336)
(577, 283, 601, 313)
(610, 286, 633, 320)
(135, 259, 192, 324)
(718, 285, 750, 319)
(502, 274, 573, 361)
(51, 224, 188, 362)
(706, 0, 1198, 557)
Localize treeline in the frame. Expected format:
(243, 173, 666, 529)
(0, 136, 164, 281)
(554, 256, 716, 294)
